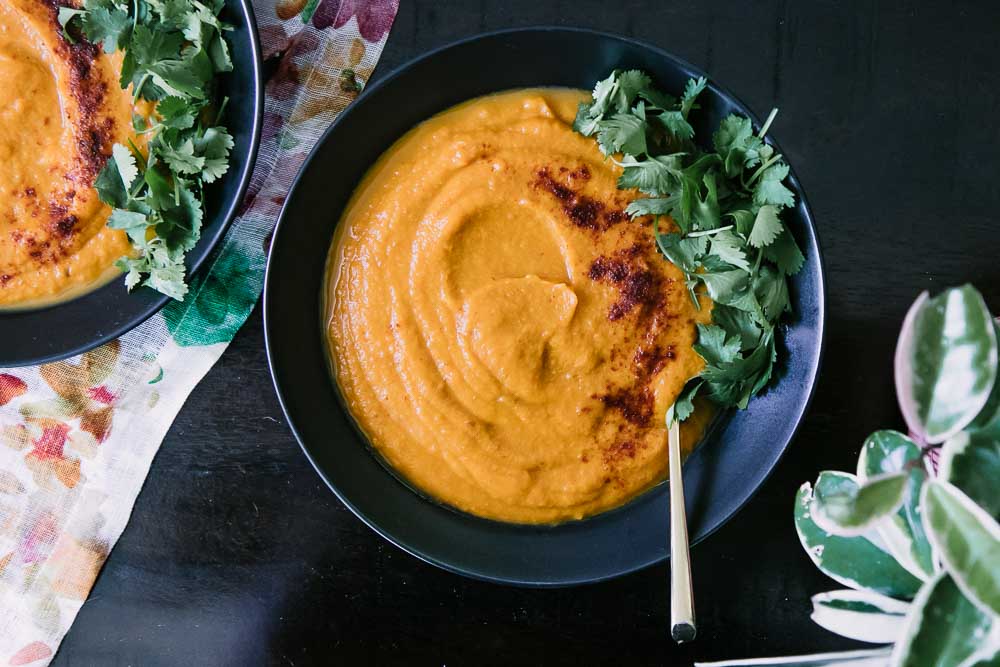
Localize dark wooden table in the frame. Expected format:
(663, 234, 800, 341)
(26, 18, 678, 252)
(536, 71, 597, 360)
(54, 1, 1000, 664)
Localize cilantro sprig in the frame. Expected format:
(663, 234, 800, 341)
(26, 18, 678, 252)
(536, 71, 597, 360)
(573, 70, 805, 420)
(62, 0, 235, 300)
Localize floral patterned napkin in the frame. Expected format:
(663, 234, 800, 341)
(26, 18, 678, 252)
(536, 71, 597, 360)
(0, 2, 398, 663)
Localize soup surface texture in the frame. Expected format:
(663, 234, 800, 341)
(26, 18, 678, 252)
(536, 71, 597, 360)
(0, 0, 134, 307)
(326, 88, 712, 524)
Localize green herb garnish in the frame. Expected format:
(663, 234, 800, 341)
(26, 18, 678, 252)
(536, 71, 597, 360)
(573, 70, 805, 420)
(62, 0, 235, 300)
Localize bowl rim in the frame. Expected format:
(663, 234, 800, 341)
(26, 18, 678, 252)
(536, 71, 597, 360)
(0, 0, 265, 367)
(264, 25, 827, 586)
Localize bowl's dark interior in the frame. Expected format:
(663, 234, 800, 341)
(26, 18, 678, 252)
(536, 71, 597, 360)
(0, 0, 262, 367)
(265, 28, 824, 586)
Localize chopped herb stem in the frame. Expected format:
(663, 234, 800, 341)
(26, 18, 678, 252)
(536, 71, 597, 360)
(214, 96, 230, 126)
(758, 107, 779, 139)
(747, 153, 785, 187)
(126, 138, 146, 169)
(132, 72, 150, 104)
(687, 225, 734, 238)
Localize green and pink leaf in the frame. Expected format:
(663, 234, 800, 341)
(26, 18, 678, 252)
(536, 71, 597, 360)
(895, 286, 998, 444)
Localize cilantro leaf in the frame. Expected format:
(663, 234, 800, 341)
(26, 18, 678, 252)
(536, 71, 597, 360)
(616, 70, 652, 110)
(698, 269, 749, 303)
(753, 162, 795, 208)
(679, 77, 707, 118)
(597, 113, 647, 156)
(748, 204, 782, 248)
(573, 103, 600, 136)
(116, 238, 188, 300)
(94, 160, 128, 208)
(673, 380, 702, 423)
(725, 284, 767, 323)
(713, 114, 752, 156)
(148, 55, 211, 99)
(625, 196, 675, 219)
(157, 181, 203, 252)
(156, 96, 197, 129)
(143, 162, 176, 211)
(655, 230, 706, 274)
(617, 154, 685, 195)
(691, 172, 721, 231)
(638, 87, 677, 111)
(131, 24, 184, 63)
(754, 264, 790, 323)
(590, 72, 619, 117)
(700, 331, 775, 409)
(111, 143, 139, 190)
(712, 114, 761, 176)
(712, 304, 764, 350)
(709, 229, 750, 271)
(727, 208, 756, 237)
(58, 8, 87, 41)
(654, 110, 695, 141)
(693, 324, 742, 365)
(81, 5, 132, 54)
(107, 208, 150, 245)
(763, 226, 806, 275)
(208, 32, 233, 72)
(157, 139, 205, 175)
(195, 127, 234, 183)
(148, 0, 195, 29)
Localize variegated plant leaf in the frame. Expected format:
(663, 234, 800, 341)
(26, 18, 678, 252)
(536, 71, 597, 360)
(810, 589, 910, 644)
(968, 320, 1000, 431)
(811, 471, 908, 537)
(857, 431, 922, 480)
(795, 483, 924, 599)
(890, 572, 999, 667)
(940, 427, 1000, 521)
(857, 430, 934, 580)
(694, 649, 893, 667)
(921, 480, 1000, 617)
(895, 286, 998, 444)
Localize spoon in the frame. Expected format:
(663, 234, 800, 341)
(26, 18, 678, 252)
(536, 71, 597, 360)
(667, 406, 696, 643)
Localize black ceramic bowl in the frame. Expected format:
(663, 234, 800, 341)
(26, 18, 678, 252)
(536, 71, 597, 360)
(0, 0, 263, 366)
(265, 28, 826, 586)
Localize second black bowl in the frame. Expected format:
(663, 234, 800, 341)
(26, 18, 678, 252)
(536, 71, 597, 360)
(0, 0, 263, 366)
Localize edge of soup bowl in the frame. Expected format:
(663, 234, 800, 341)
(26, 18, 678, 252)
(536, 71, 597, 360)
(264, 26, 826, 587)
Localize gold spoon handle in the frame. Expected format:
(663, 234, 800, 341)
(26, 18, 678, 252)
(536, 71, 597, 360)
(668, 414, 696, 643)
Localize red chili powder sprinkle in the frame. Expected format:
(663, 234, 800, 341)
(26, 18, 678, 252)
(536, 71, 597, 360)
(39, 0, 113, 184)
(52, 216, 78, 238)
(604, 209, 627, 224)
(534, 167, 626, 231)
(599, 385, 654, 427)
(587, 244, 662, 321)
(633, 343, 675, 377)
(602, 439, 645, 465)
